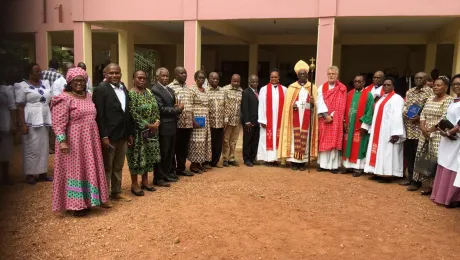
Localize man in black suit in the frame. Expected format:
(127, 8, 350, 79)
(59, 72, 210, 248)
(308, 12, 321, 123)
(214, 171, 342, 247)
(92, 63, 134, 206)
(397, 68, 414, 98)
(151, 68, 185, 186)
(241, 75, 260, 167)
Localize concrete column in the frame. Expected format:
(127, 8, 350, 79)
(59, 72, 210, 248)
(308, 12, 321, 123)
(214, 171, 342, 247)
(424, 43, 437, 74)
(73, 22, 93, 81)
(110, 44, 118, 64)
(452, 31, 460, 76)
(118, 30, 134, 88)
(332, 44, 342, 71)
(315, 17, 336, 85)
(184, 20, 201, 86)
(249, 44, 259, 76)
(176, 44, 184, 67)
(35, 30, 52, 68)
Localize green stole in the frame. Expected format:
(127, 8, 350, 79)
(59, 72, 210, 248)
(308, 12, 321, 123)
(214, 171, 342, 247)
(343, 89, 374, 161)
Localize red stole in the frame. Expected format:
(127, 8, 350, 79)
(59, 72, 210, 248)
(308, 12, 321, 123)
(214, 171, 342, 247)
(266, 83, 284, 151)
(343, 88, 369, 163)
(292, 91, 311, 160)
(318, 81, 347, 151)
(369, 91, 396, 167)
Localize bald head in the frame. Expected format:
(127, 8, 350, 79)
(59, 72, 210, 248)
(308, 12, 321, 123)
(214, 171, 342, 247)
(104, 63, 121, 84)
(174, 66, 187, 84)
(373, 70, 385, 86)
(231, 74, 241, 89)
(249, 74, 259, 90)
(208, 72, 219, 88)
(414, 72, 427, 88)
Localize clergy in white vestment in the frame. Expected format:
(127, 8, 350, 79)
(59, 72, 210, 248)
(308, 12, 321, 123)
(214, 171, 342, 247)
(365, 77, 406, 182)
(364, 70, 385, 102)
(257, 70, 287, 166)
(316, 66, 347, 173)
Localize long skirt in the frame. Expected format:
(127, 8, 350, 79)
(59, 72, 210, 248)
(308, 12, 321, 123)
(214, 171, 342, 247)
(22, 126, 49, 175)
(188, 121, 211, 163)
(52, 121, 108, 211)
(430, 165, 460, 206)
(0, 133, 13, 162)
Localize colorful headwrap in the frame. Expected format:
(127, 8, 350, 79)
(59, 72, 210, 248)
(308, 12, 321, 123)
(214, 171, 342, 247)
(294, 60, 310, 75)
(66, 67, 88, 84)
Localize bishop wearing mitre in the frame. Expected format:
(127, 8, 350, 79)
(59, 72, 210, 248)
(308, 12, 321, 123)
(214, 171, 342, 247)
(277, 60, 318, 171)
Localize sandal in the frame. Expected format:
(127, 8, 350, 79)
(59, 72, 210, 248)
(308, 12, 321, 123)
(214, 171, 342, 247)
(131, 187, 145, 196)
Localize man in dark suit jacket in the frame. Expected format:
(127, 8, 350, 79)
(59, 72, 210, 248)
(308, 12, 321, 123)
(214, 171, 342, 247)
(397, 68, 414, 98)
(241, 75, 260, 167)
(92, 63, 134, 205)
(151, 68, 184, 186)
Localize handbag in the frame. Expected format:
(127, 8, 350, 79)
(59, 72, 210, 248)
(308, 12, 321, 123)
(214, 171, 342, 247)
(414, 141, 438, 178)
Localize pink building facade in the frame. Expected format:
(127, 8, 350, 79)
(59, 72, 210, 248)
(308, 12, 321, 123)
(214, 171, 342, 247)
(4, 0, 460, 86)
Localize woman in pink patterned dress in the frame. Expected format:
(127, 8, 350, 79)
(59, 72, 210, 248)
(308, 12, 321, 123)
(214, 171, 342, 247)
(51, 67, 108, 216)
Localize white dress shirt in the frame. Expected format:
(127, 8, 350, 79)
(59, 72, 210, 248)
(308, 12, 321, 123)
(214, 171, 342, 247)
(110, 83, 126, 112)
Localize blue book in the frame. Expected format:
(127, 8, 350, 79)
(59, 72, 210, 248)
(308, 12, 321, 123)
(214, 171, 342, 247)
(194, 116, 206, 127)
(407, 104, 422, 118)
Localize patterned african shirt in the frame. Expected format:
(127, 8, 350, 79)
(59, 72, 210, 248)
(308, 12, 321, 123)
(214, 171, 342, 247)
(206, 86, 226, 128)
(223, 84, 243, 126)
(403, 85, 433, 139)
(40, 68, 62, 85)
(168, 79, 194, 129)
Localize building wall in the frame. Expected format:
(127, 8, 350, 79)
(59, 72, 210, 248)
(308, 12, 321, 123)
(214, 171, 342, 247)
(4, 0, 460, 32)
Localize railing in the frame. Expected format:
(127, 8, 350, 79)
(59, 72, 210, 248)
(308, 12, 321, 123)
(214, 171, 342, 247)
(134, 52, 155, 83)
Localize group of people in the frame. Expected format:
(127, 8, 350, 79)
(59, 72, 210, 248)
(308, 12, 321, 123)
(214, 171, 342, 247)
(1, 57, 460, 217)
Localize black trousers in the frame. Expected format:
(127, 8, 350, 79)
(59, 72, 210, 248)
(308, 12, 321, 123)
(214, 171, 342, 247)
(404, 139, 419, 182)
(210, 128, 224, 165)
(243, 125, 260, 162)
(154, 134, 176, 182)
(173, 128, 192, 172)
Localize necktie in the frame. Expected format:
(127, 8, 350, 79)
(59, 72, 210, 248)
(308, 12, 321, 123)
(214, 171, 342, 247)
(255, 90, 258, 98)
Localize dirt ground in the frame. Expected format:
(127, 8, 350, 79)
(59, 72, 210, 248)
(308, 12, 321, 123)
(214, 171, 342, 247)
(1, 143, 460, 260)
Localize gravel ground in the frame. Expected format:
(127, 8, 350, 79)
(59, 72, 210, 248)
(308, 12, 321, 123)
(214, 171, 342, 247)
(1, 145, 460, 260)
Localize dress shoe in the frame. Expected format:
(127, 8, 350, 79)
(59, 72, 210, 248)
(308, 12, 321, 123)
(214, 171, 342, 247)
(368, 175, 381, 181)
(223, 161, 229, 167)
(112, 193, 133, 202)
(244, 160, 253, 167)
(154, 180, 171, 187)
(211, 163, 224, 168)
(131, 188, 145, 196)
(352, 171, 364, 177)
(203, 164, 212, 170)
(291, 164, 299, 171)
(377, 178, 392, 183)
(251, 160, 260, 166)
(399, 180, 411, 186)
(141, 184, 156, 192)
(341, 169, 352, 174)
(407, 182, 422, 191)
(229, 161, 240, 167)
(420, 187, 432, 196)
(177, 171, 194, 177)
(39, 174, 53, 182)
(100, 201, 113, 208)
(299, 164, 307, 171)
(316, 167, 326, 172)
(330, 169, 339, 174)
(163, 176, 177, 182)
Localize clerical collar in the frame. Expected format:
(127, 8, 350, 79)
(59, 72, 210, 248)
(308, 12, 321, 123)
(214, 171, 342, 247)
(297, 81, 307, 86)
(355, 88, 364, 92)
(272, 83, 278, 88)
(374, 85, 382, 89)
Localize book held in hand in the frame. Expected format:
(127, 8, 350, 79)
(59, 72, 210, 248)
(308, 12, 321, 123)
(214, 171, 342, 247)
(407, 104, 422, 119)
(194, 116, 206, 127)
(437, 119, 455, 131)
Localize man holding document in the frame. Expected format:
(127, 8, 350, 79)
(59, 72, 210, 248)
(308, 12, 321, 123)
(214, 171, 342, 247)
(401, 72, 433, 190)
